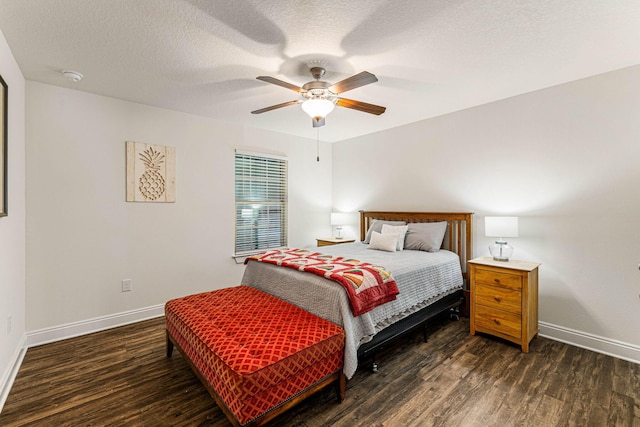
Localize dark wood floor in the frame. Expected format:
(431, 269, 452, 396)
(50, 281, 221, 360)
(1, 316, 639, 426)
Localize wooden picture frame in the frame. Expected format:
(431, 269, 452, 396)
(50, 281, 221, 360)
(126, 141, 176, 203)
(0, 74, 7, 217)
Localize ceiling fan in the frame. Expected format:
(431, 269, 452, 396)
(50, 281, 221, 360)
(251, 67, 386, 127)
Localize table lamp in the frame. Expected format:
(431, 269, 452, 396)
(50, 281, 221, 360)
(331, 212, 353, 239)
(485, 216, 519, 261)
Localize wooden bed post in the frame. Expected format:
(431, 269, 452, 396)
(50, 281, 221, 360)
(359, 210, 367, 242)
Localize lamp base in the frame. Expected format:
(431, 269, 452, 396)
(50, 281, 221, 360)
(489, 240, 513, 262)
(335, 227, 343, 239)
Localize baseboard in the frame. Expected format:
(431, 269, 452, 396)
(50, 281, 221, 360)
(0, 334, 27, 414)
(8, 312, 638, 413)
(27, 304, 165, 348)
(539, 321, 640, 365)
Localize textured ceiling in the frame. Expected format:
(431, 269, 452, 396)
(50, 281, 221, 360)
(1, 0, 639, 142)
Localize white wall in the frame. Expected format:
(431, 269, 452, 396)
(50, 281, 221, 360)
(0, 30, 26, 409)
(333, 65, 640, 360)
(25, 82, 332, 336)
(8, 52, 639, 407)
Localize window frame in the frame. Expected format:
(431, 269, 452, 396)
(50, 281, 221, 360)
(234, 150, 288, 257)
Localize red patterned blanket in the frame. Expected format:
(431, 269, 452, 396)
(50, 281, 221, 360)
(245, 248, 399, 316)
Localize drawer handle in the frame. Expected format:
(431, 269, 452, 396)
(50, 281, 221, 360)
(494, 297, 501, 303)
(494, 279, 501, 284)
(493, 319, 501, 325)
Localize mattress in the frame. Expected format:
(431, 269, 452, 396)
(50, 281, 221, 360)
(241, 242, 463, 379)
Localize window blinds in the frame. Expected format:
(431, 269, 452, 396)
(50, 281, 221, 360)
(234, 152, 288, 255)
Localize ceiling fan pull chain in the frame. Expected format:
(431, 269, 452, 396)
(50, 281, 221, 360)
(316, 128, 320, 162)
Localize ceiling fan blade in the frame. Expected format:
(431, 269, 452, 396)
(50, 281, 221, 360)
(336, 98, 386, 115)
(251, 100, 300, 114)
(256, 76, 303, 92)
(329, 71, 378, 94)
(312, 117, 326, 127)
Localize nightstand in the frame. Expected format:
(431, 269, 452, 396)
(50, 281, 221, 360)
(316, 237, 356, 247)
(469, 256, 540, 352)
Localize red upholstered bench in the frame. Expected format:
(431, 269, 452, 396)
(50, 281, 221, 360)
(165, 286, 345, 426)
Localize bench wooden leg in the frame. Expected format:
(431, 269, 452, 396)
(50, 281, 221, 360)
(336, 373, 346, 403)
(166, 330, 174, 358)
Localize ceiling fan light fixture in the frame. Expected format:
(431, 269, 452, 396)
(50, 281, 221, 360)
(252, 66, 385, 127)
(301, 98, 335, 121)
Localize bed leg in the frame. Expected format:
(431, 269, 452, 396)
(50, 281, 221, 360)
(166, 330, 174, 358)
(371, 358, 378, 373)
(449, 307, 460, 321)
(423, 327, 429, 343)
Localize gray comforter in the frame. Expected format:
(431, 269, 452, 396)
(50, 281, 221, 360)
(240, 242, 463, 379)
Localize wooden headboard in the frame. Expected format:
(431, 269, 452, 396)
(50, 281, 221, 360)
(359, 210, 474, 277)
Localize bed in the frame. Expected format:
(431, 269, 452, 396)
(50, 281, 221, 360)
(241, 210, 473, 379)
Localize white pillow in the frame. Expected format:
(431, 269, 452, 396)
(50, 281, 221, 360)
(367, 231, 398, 252)
(381, 223, 409, 251)
(364, 219, 406, 243)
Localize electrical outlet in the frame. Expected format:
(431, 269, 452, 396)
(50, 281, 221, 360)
(122, 279, 132, 292)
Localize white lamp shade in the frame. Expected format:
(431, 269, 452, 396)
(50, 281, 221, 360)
(485, 216, 519, 238)
(301, 98, 335, 120)
(331, 212, 357, 225)
(331, 212, 360, 225)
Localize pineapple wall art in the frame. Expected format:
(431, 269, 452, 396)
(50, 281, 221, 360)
(126, 141, 176, 202)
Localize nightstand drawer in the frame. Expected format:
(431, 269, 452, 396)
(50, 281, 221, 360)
(475, 305, 521, 339)
(475, 268, 522, 291)
(475, 283, 521, 314)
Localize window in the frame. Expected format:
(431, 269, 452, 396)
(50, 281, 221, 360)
(234, 151, 288, 256)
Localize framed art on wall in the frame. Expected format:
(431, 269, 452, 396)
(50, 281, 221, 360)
(0, 74, 7, 217)
(126, 141, 176, 203)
